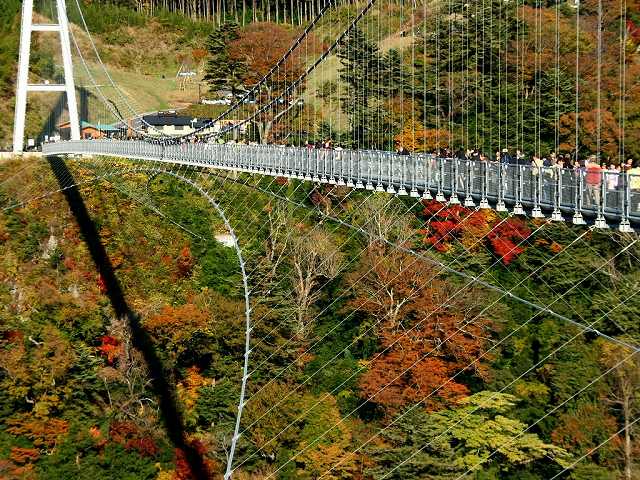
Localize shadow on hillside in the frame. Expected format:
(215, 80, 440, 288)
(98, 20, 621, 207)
(47, 156, 211, 480)
(36, 88, 90, 144)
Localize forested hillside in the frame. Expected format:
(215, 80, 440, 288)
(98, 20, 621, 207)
(1, 1, 640, 478)
(194, 0, 640, 155)
(1, 156, 639, 479)
(2, 0, 639, 154)
(82, 0, 365, 25)
(0, 0, 22, 148)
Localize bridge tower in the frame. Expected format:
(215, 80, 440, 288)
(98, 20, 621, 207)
(13, 0, 80, 154)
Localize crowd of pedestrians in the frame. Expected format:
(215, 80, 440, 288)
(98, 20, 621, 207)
(128, 133, 640, 212)
(426, 146, 640, 212)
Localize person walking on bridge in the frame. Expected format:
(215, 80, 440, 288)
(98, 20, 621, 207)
(628, 160, 640, 213)
(585, 155, 603, 207)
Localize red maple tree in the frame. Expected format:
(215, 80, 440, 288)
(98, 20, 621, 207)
(109, 421, 159, 458)
(97, 335, 120, 365)
(487, 218, 531, 265)
(420, 200, 531, 264)
(176, 246, 194, 278)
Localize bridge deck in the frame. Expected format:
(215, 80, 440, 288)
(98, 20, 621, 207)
(42, 140, 639, 230)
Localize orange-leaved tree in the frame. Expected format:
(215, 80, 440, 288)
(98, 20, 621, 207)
(351, 246, 492, 412)
(419, 200, 531, 264)
(394, 119, 451, 152)
(229, 22, 313, 142)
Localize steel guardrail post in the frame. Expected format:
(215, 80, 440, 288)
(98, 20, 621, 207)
(496, 163, 507, 211)
(479, 162, 491, 209)
(594, 170, 609, 228)
(365, 151, 373, 189)
(375, 152, 383, 191)
(464, 160, 475, 206)
(436, 157, 445, 201)
(532, 166, 544, 217)
(513, 165, 524, 215)
(423, 155, 433, 200)
(449, 158, 460, 204)
(619, 172, 633, 231)
(572, 169, 586, 224)
(410, 155, 419, 197)
(386, 153, 396, 194)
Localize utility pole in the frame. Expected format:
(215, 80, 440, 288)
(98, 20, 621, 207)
(13, 0, 80, 154)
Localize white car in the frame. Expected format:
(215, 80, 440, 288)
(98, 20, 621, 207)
(202, 98, 232, 105)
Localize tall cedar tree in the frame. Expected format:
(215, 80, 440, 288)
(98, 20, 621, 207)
(204, 21, 247, 97)
(337, 26, 382, 148)
(379, 48, 406, 97)
(415, 0, 524, 152)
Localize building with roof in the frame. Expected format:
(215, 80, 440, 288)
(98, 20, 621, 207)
(142, 111, 216, 137)
(58, 121, 121, 140)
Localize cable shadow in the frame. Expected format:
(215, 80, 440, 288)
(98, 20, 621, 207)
(47, 156, 211, 480)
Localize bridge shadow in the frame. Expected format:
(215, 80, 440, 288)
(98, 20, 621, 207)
(47, 156, 211, 480)
(37, 88, 90, 144)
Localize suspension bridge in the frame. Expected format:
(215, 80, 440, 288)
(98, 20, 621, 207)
(3, 0, 640, 478)
(43, 139, 640, 229)
(12, 0, 640, 231)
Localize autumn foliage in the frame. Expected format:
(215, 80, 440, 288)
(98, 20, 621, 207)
(394, 120, 452, 152)
(6, 417, 69, 449)
(176, 246, 194, 278)
(352, 247, 492, 412)
(487, 218, 531, 265)
(174, 438, 217, 480)
(229, 22, 308, 88)
(97, 335, 121, 364)
(629, 20, 640, 44)
(9, 447, 40, 464)
(109, 421, 159, 458)
(146, 304, 210, 339)
(420, 201, 531, 264)
(177, 366, 209, 413)
(96, 273, 107, 293)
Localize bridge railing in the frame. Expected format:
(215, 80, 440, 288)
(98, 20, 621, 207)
(42, 139, 639, 228)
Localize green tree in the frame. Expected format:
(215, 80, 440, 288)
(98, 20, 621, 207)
(379, 48, 406, 97)
(367, 392, 571, 479)
(600, 344, 640, 480)
(414, 0, 523, 152)
(0, 0, 20, 96)
(203, 21, 246, 97)
(337, 26, 382, 148)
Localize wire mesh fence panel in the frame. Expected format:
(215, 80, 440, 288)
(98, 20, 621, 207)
(503, 165, 518, 202)
(603, 182, 623, 214)
(426, 156, 438, 192)
(391, 155, 405, 190)
(629, 178, 640, 221)
(453, 160, 465, 197)
(486, 162, 500, 201)
(471, 162, 484, 197)
(441, 158, 453, 195)
(559, 170, 577, 208)
(522, 168, 536, 205)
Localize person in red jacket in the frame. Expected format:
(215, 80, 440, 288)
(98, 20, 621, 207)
(584, 155, 603, 207)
